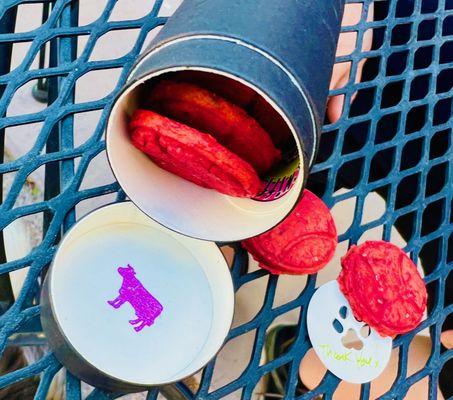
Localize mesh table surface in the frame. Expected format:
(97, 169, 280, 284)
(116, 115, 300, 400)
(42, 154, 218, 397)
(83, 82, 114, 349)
(0, 0, 452, 399)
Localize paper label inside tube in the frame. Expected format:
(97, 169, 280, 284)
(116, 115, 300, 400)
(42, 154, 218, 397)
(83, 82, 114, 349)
(307, 281, 392, 384)
(254, 158, 299, 202)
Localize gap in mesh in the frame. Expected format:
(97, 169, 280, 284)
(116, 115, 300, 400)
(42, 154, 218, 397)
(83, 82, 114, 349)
(12, 166, 44, 209)
(376, 112, 400, 144)
(421, 198, 446, 236)
(436, 69, 453, 94)
(391, 23, 412, 46)
(330, 194, 357, 236)
(361, 188, 387, 224)
(400, 137, 424, 171)
(316, 239, 348, 287)
(252, 365, 289, 399)
(316, 129, 338, 163)
(0, 347, 39, 397)
(77, 0, 109, 26)
(232, 275, 268, 329)
(207, 330, 256, 394)
(381, 80, 404, 108)
(272, 275, 308, 308)
(361, 56, 381, 82)
(158, 0, 184, 17)
(442, 15, 453, 36)
(74, 68, 122, 103)
(386, 50, 409, 76)
(447, 0, 453, 9)
(4, 122, 43, 159)
(440, 41, 453, 64)
(430, 129, 451, 159)
(358, 225, 384, 244)
(426, 162, 448, 197)
(433, 98, 452, 126)
(342, 3, 363, 26)
(14, 3, 44, 33)
(219, 245, 236, 272)
(366, 26, 386, 49)
(418, 18, 437, 41)
(299, 348, 328, 395)
(88, 29, 141, 62)
(3, 210, 44, 262)
(371, 1, 390, 21)
(410, 74, 431, 101)
(393, 211, 417, 243)
(307, 169, 329, 197)
(419, 236, 443, 274)
(395, 173, 421, 210)
(332, 62, 352, 89)
(337, 31, 358, 57)
(30, 34, 89, 65)
(414, 45, 434, 70)
(140, 25, 165, 55)
(109, 0, 158, 21)
(369, 147, 395, 182)
(342, 120, 371, 155)
(336, 157, 365, 189)
(405, 377, 432, 400)
(422, 0, 440, 13)
(349, 87, 375, 117)
(407, 335, 433, 379)
(396, 0, 415, 17)
(6, 78, 59, 117)
(261, 308, 302, 367)
(405, 104, 428, 135)
(75, 192, 117, 219)
(79, 151, 115, 190)
(1, 170, 18, 201)
(8, 41, 33, 73)
(73, 109, 103, 147)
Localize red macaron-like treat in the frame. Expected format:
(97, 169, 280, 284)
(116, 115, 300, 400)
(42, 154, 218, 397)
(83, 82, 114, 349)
(148, 80, 281, 174)
(129, 109, 263, 198)
(242, 190, 338, 274)
(338, 241, 427, 337)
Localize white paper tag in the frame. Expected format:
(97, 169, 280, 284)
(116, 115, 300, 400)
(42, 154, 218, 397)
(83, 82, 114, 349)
(307, 281, 392, 384)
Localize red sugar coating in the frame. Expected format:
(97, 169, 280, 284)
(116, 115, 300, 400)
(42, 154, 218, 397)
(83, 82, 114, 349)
(148, 80, 281, 174)
(338, 241, 427, 337)
(129, 109, 263, 198)
(242, 190, 337, 275)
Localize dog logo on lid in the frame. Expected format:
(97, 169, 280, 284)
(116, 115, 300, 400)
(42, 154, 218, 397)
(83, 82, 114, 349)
(108, 264, 163, 332)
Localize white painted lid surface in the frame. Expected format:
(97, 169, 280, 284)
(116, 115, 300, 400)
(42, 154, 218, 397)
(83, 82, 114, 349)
(48, 202, 234, 386)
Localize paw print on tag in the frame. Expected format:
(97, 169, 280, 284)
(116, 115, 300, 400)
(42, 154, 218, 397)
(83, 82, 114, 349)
(307, 281, 393, 384)
(332, 306, 371, 351)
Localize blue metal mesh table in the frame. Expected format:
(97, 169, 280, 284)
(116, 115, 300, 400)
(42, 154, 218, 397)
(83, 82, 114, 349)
(0, 0, 451, 398)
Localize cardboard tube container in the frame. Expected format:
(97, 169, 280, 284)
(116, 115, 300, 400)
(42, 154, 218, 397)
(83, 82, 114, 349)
(106, 0, 344, 241)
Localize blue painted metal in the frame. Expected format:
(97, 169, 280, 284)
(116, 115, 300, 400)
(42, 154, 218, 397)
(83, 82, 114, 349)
(0, 0, 451, 399)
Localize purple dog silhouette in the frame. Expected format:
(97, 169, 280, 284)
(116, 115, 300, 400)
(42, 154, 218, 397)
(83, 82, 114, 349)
(108, 264, 163, 332)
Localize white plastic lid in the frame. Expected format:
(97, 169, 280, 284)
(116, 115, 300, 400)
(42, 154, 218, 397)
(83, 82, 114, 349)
(45, 202, 234, 386)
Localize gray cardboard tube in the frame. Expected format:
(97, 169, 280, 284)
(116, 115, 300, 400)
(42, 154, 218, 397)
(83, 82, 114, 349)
(130, 0, 345, 165)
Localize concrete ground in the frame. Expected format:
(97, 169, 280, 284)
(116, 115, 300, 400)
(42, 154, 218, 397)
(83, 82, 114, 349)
(3, 1, 432, 399)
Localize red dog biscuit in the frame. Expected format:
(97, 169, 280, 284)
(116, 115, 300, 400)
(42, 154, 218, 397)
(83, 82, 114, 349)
(148, 81, 281, 174)
(242, 190, 337, 274)
(129, 110, 263, 198)
(338, 241, 427, 337)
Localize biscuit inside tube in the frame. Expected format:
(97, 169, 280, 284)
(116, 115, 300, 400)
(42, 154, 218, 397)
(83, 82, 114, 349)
(107, 68, 305, 241)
